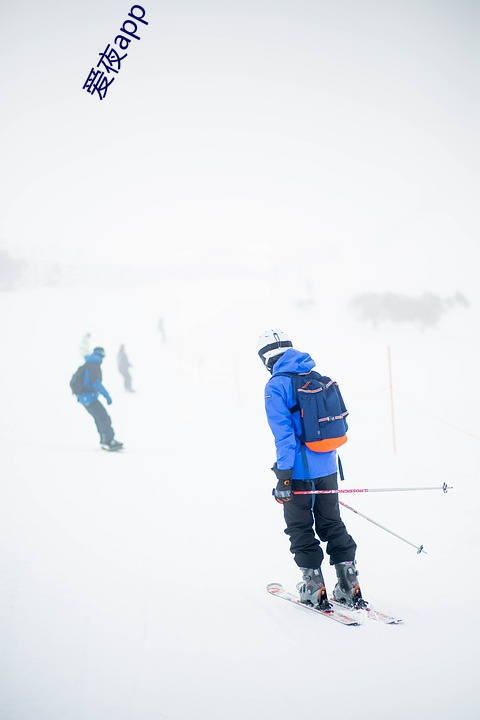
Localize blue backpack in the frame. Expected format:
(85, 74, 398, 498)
(276, 371, 348, 452)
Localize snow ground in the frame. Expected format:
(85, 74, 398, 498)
(0, 276, 479, 720)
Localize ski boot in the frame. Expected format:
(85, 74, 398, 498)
(333, 561, 368, 609)
(297, 568, 332, 611)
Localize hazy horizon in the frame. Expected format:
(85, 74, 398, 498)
(1, 1, 479, 300)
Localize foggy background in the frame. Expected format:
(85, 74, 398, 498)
(1, 0, 479, 298)
(1, 2, 479, 720)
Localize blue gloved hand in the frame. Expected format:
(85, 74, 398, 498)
(105, 395, 112, 405)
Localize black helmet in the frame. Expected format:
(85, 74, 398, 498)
(93, 346, 106, 358)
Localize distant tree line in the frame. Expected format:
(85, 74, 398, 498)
(0, 248, 27, 291)
(348, 291, 469, 329)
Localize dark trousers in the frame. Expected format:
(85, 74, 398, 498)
(283, 473, 357, 569)
(84, 400, 114, 444)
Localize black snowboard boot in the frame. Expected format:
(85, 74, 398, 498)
(333, 561, 368, 609)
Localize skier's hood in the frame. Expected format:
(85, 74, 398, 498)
(271, 348, 315, 375)
(84, 351, 103, 364)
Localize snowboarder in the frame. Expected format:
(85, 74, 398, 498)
(258, 328, 366, 610)
(117, 344, 134, 392)
(75, 346, 123, 451)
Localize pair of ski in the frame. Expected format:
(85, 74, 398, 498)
(267, 583, 402, 626)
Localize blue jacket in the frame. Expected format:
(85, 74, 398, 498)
(77, 351, 112, 407)
(264, 348, 337, 480)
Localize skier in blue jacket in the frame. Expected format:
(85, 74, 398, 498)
(258, 329, 366, 610)
(77, 347, 123, 451)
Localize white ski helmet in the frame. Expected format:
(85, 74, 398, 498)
(257, 328, 293, 369)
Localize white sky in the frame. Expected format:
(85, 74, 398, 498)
(1, 1, 479, 295)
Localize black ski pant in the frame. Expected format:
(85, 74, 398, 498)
(283, 473, 356, 570)
(83, 400, 114, 444)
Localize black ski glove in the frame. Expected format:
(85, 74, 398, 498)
(271, 464, 293, 504)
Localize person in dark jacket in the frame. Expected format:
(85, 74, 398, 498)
(258, 328, 366, 610)
(117, 344, 134, 392)
(77, 347, 123, 451)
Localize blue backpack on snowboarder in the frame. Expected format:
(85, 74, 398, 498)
(276, 371, 348, 452)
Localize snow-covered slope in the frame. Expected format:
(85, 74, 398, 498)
(0, 276, 478, 720)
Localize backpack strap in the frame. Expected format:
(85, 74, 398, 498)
(273, 371, 309, 415)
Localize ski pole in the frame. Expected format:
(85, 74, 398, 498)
(292, 482, 452, 496)
(338, 499, 427, 554)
